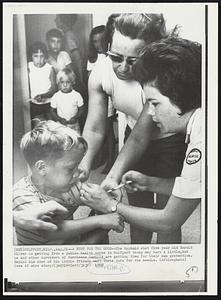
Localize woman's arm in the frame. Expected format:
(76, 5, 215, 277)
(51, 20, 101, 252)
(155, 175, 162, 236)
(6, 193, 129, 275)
(79, 68, 108, 179)
(80, 183, 200, 233)
(102, 101, 154, 186)
(116, 195, 200, 233)
(68, 105, 85, 124)
(122, 170, 175, 196)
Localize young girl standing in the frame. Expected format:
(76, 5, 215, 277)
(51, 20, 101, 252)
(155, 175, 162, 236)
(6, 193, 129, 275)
(28, 41, 56, 121)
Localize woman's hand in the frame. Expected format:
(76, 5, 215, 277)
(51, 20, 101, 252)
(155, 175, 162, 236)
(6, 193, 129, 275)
(101, 177, 122, 202)
(80, 183, 116, 213)
(122, 170, 150, 193)
(98, 213, 124, 233)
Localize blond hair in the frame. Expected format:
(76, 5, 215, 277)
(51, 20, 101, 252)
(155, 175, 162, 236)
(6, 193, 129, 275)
(56, 68, 76, 85)
(20, 120, 87, 167)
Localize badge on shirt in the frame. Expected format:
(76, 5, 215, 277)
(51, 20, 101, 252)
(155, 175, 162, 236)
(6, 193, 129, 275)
(186, 148, 201, 165)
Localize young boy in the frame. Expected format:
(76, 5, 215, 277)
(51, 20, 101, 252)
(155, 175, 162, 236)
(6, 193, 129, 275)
(50, 68, 84, 133)
(46, 28, 73, 74)
(13, 121, 124, 245)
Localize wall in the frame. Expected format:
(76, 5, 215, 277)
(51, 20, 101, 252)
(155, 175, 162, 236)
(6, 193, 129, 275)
(13, 15, 30, 182)
(25, 14, 92, 68)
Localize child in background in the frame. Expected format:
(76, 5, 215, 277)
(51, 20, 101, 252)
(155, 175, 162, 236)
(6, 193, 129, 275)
(50, 68, 84, 133)
(28, 41, 56, 121)
(55, 14, 84, 84)
(87, 25, 107, 74)
(13, 121, 124, 245)
(46, 28, 73, 74)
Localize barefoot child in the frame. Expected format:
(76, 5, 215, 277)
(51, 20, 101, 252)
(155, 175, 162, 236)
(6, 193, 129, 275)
(13, 121, 124, 245)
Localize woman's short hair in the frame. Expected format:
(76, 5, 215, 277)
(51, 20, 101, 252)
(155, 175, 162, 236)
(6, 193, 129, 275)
(46, 28, 63, 40)
(88, 25, 106, 63)
(56, 68, 76, 85)
(106, 13, 171, 45)
(28, 41, 48, 59)
(133, 37, 201, 114)
(20, 120, 87, 167)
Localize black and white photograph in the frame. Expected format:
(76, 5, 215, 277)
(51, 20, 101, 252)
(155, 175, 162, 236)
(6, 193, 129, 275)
(3, 2, 218, 295)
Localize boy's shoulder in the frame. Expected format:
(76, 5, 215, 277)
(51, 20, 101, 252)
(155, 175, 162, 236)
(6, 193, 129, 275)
(13, 176, 42, 210)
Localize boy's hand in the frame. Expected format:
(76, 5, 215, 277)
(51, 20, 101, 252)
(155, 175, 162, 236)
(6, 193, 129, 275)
(99, 213, 124, 233)
(78, 162, 91, 182)
(68, 116, 77, 124)
(59, 117, 67, 125)
(34, 95, 42, 103)
(101, 177, 122, 202)
(80, 183, 115, 214)
(13, 201, 68, 231)
(121, 171, 149, 193)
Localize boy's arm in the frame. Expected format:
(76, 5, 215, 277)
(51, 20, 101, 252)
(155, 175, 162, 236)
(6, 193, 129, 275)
(68, 105, 85, 124)
(39, 213, 124, 241)
(50, 107, 67, 125)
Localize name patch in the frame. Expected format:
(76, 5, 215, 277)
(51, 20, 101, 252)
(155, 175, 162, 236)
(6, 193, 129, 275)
(186, 148, 201, 165)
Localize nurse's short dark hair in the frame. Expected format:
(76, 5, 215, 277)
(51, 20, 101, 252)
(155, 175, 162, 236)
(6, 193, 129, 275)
(133, 37, 201, 114)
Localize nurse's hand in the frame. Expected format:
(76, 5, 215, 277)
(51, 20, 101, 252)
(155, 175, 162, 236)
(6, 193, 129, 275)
(101, 177, 122, 202)
(80, 183, 116, 214)
(122, 171, 150, 193)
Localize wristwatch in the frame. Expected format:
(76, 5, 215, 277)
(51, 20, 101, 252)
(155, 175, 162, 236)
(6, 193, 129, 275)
(110, 200, 119, 213)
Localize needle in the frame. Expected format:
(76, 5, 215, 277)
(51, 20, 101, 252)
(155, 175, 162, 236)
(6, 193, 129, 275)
(107, 180, 132, 193)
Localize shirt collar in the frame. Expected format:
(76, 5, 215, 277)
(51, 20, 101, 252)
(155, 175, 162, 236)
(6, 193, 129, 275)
(185, 108, 201, 144)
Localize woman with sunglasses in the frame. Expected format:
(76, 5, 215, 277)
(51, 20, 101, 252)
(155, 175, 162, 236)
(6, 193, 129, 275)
(80, 14, 187, 244)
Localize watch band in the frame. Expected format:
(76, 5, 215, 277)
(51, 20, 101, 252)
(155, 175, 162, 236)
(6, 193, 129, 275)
(110, 200, 119, 213)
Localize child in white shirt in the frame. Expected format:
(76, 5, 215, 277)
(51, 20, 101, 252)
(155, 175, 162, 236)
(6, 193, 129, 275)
(50, 68, 84, 133)
(28, 41, 56, 121)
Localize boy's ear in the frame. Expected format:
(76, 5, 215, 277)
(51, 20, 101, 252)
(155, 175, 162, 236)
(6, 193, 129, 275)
(34, 160, 47, 175)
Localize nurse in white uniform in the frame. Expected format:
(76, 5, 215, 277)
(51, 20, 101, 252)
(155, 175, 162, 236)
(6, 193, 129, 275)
(79, 37, 202, 240)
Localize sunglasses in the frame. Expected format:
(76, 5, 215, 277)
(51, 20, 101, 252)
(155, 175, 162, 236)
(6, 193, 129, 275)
(107, 51, 138, 66)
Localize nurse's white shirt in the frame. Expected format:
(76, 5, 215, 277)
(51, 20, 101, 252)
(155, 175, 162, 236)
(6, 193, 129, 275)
(172, 108, 202, 199)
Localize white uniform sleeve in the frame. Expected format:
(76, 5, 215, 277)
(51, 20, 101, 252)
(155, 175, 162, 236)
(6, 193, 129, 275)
(172, 113, 202, 199)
